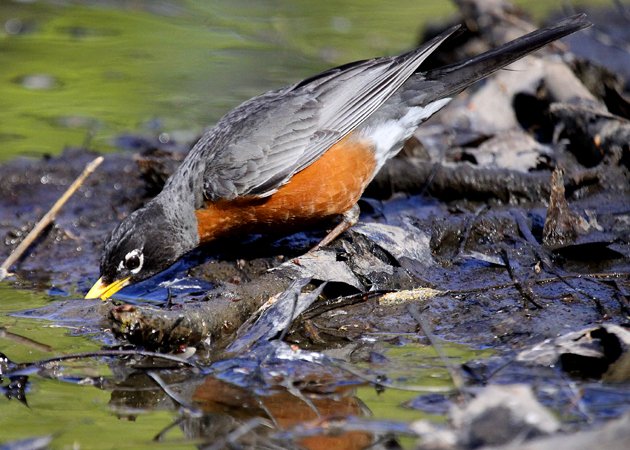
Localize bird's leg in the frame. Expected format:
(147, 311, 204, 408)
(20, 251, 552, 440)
(310, 204, 360, 252)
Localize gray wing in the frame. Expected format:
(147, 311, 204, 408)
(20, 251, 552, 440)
(191, 26, 458, 202)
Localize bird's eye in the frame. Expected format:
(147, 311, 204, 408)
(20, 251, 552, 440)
(125, 254, 140, 270)
(123, 249, 144, 274)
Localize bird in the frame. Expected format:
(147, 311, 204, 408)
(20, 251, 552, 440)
(86, 14, 590, 300)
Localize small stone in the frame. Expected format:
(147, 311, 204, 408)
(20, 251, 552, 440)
(451, 384, 560, 448)
(15, 73, 61, 90)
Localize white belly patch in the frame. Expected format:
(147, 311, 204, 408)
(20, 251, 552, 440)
(360, 97, 451, 169)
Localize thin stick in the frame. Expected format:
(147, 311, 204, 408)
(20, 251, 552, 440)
(6, 349, 198, 377)
(146, 370, 203, 416)
(0, 327, 53, 352)
(0, 156, 104, 281)
(407, 303, 465, 395)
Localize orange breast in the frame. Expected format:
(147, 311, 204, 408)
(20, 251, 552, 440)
(195, 134, 376, 242)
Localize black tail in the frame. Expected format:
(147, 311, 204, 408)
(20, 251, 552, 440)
(423, 14, 591, 100)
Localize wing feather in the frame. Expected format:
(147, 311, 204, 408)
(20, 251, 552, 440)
(184, 26, 459, 202)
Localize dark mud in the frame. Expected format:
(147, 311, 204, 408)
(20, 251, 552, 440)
(1, 3, 630, 449)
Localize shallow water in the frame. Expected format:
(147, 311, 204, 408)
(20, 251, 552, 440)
(0, 0, 455, 161)
(0, 0, 601, 161)
(0, 278, 486, 448)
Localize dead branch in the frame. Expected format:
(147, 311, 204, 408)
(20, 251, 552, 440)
(108, 272, 295, 352)
(0, 156, 104, 281)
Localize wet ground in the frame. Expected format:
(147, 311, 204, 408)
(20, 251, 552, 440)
(1, 1, 630, 450)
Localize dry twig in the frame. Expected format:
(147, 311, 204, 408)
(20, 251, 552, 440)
(0, 156, 104, 281)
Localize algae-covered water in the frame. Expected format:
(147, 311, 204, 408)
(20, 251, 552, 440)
(0, 284, 489, 449)
(1, 0, 458, 161)
(0, 0, 600, 161)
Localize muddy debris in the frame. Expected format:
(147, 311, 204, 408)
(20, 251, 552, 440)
(518, 324, 630, 382)
(413, 389, 630, 450)
(542, 168, 589, 248)
(488, 412, 630, 450)
(414, 384, 560, 449)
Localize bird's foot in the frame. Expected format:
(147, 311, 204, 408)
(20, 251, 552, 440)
(309, 204, 360, 252)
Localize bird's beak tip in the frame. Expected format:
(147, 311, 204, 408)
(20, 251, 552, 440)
(85, 276, 129, 300)
(85, 277, 108, 300)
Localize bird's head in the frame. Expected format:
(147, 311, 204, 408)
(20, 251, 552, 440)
(85, 202, 197, 300)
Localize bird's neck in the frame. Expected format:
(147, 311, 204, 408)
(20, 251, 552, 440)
(152, 188, 201, 250)
(154, 146, 207, 248)
(163, 148, 207, 209)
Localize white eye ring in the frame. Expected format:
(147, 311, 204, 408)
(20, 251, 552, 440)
(121, 248, 144, 274)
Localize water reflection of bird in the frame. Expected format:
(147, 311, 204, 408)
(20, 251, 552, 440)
(191, 375, 371, 450)
(86, 15, 590, 300)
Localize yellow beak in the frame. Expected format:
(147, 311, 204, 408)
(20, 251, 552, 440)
(85, 276, 130, 300)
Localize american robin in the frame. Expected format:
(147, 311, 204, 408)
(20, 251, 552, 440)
(86, 15, 590, 300)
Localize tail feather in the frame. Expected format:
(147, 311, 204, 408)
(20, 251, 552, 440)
(420, 13, 591, 102)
